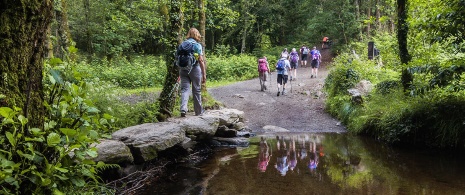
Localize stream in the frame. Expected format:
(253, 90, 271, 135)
(142, 133, 465, 195)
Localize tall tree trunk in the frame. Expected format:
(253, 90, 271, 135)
(198, 0, 206, 49)
(366, 0, 372, 38)
(157, 0, 184, 121)
(354, 0, 362, 40)
(0, 0, 53, 128)
(198, 0, 207, 92)
(397, 0, 412, 90)
(375, 0, 381, 31)
(84, 0, 92, 53)
(240, 0, 248, 54)
(54, 0, 71, 60)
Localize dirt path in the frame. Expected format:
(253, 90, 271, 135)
(208, 49, 346, 133)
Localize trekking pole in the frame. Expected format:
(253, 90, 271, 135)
(290, 74, 293, 93)
(269, 71, 272, 91)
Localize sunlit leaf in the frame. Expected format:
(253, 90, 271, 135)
(47, 133, 61, 146)
(6, 132, 15, 147)
(0, 107, 14, 118)
(54, 167, 69, 173)
(53, 189, 65, 195)
(60, 128, 77, 137)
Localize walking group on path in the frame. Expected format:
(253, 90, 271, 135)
(258, 44, 322, 96)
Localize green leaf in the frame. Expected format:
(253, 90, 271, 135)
(17, 115, 28, 126)
(0, 107, 14, 118)
(44, 121, 57, 131)
(71, 178, 86, 187)
(86, 150, 98, 158)
(5, 132, 15, 147)
(54, 167, 69, 173)
(60, 128, 77, 137)
(16, 150, 34, 160)
(30, 128, 45, 136)
(50, 68, 64, 84)
(103, 113, 113, 119)
(89, 130, 99, 139)
(47, 133, 61, 146)
(86, 107, 100, 114)
(54, 174, 69, 181)
(82, 159, 96, 165)
(53, 189, 65, 195)
(25, 137, 44, 142)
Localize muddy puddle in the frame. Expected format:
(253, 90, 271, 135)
(142, 133, 465, 195)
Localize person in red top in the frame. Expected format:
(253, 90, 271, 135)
(322, 37, 329, 49)
(257, 56, 271, 91)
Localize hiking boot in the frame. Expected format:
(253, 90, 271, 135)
(195, 109, 205, 116)
(277, 91, 280, 96)
(181, 111, 186, 117)
(282, 90, 286, 95)
(311, 75, 314, 78)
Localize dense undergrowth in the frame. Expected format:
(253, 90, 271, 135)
(325, 33, 465, 148)
(0, 48, 270, 194)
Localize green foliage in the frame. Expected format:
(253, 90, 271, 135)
(67, 0, 164, 56)
(325, 25, 465, 148)
(76, 55, 166, 89)
(206, 54, 258, 82)
(0, 60, 115, 194)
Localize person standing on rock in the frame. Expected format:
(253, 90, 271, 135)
(276, 56, 291, 96)
(310, 46, 321, 78)
(258, 56, 271, 91)
(178, 28, 206, 117)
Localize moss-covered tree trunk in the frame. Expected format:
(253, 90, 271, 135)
(0, 0, 53, 128)
(157, 0, 184, 121)
(397, 0, 412, 91)
(198, 0, 208, 93)
(53, 0, 71, 60)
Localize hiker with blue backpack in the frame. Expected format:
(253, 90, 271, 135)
(300, 45, 309, 68)
(176, 28, 206, 117)
(276, 56, 291, 96)
(289, 48, 299, 81)
(310, 46, 322, 78)
(258, 56, 271, 91)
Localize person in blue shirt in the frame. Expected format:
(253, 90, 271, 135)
(276, 57, 291, 96)
(179, 28, 206, 117)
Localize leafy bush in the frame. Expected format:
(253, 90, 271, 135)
(207, 54, 259, 82)
(76, 55, 166, 89)
(325, 32, 465, 148)
(0, 60, 115, 194)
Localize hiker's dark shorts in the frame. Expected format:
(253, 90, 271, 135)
(311, 60, 320, 68)
(277, 74, 288, 85)
(290, 61, 298, 69)
(301, 54, 308, 61)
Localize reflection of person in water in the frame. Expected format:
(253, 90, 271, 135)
(275, 136, 289, 176)
(308, 141, 319, 172)
(288, 137, 298, 172)
(299, 136, 307, 161)
(258, 137, 271, 172)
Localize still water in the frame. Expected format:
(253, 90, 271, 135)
(146, 133, 465, 195)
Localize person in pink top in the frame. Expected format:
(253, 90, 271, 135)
(258, 137, 271, 172)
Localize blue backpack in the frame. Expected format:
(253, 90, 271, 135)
(175, 40, 197, 71)
(276, 59, 285, 71)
